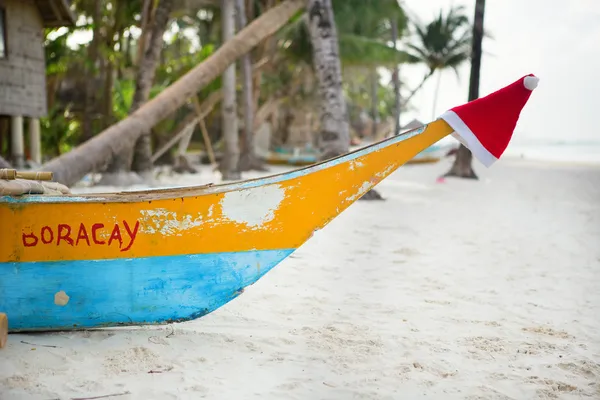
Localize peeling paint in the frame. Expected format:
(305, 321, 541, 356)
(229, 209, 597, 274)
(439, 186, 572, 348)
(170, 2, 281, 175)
(346, 181, 372, 202)
(376, 164, 396, 178)
(349, 160, 364, 170)
(220, 184, 286, 228)
(140, 209, 204, 236)
(54, 290, 70, 306)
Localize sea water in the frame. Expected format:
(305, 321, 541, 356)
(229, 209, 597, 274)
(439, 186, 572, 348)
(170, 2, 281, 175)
(504, 141, 600, 165)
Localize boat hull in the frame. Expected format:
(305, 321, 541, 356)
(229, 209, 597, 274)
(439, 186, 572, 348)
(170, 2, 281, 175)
(2, 249, 294, 332)
(1, 120, 453, 332)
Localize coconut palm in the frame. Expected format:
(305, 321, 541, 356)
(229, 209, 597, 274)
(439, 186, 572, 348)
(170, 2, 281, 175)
(100, 0, 176, 186)
(305, 0, 349, 160)
(445, 0, 486, 179)
(41, 0, 306, 186)
(403, 5, 472, 110)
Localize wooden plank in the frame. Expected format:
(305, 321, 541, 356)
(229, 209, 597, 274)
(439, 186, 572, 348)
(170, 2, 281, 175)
(0, 313, 7, 348)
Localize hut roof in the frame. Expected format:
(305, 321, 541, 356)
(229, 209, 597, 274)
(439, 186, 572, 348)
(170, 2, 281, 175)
(33, 0, 76, 28)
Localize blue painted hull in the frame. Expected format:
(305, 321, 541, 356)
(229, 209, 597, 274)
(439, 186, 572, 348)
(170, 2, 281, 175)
(0, 249, 294, 332)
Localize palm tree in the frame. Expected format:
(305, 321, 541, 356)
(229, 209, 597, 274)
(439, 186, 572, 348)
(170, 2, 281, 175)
(403, 6, 472, 108)
(391, 18, 401, 135)
(235, 0, 266, 172)
(100, 0, 176, 186)
(445, 0, 486, 179)
(219, 0, 240, 180)
(41, 0, 306, 186)
(305, 0, 350, 160)
(131, 0, 176, 177)
(283, 0, 411, 200)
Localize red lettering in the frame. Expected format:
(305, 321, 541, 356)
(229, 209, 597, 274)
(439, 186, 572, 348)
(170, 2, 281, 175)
(121, 220, 140, 252)
(91, 223, 105, 245)
(22, 232, 39, 247)
(108, 224, 122, 248)
(41, 226, 54, 244)
(76, 223, 91, 246)
(57, 224, 74, 246)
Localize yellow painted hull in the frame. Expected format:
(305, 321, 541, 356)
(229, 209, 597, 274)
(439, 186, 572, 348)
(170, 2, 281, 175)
(1, 120, 452, 264)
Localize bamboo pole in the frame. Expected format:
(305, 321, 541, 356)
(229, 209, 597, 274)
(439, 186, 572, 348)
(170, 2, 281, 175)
(192, 97, 217, 166)
(0, 313, 7, 349)
(151, 119, 198, 163)
(149, 57, 271, 166)
(0, 169, 53, 181)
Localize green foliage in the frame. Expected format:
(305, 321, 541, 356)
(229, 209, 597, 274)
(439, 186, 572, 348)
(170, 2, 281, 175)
(40, 106, 81, 156)
(33, 0, 474, 161)
(279, 0, 415, 68)
(406, 5, 472, 75)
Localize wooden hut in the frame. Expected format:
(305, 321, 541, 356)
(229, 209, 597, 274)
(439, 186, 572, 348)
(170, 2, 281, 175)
(0, 0, 75, 167)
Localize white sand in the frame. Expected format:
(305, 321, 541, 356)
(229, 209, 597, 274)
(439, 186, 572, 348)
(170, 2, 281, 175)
(1, 159, 599, 400)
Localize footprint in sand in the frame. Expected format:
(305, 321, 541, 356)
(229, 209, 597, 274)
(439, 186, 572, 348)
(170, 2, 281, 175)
(558, 360, 600, 379)
(1, 374, 30, 389)
(522, 326, 574, 339)
(393, 247, 421, 256)
(526, 376, 578, 396)
(103, 346, 172, 375)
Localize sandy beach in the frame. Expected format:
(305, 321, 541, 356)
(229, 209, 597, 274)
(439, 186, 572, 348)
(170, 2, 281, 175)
(1, 158, 599, 400)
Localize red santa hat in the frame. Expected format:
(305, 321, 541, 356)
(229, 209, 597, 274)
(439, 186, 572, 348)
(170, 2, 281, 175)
(440, 74, 539, 167)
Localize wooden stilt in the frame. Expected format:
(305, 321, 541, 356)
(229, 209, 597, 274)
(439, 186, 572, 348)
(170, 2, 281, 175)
(0, 313, 7, 349)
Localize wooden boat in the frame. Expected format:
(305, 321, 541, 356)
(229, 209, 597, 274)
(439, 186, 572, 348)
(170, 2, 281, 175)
(263, 146, 319, 166)
(0, 75, 538, 336)
(406, 143, 455, 165)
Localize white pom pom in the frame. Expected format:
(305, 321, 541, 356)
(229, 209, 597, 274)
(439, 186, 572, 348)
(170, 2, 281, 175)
(523, 75, 539, 90)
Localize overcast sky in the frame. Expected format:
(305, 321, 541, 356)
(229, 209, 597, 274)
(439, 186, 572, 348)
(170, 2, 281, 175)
(399, 0, 600, 144)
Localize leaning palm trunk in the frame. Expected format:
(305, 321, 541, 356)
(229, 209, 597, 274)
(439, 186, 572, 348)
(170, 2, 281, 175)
(306, 0, 382, 200)
(101, 0, 174, 184)
(445, 0, 485, 179)
(41, 0, 305, 187)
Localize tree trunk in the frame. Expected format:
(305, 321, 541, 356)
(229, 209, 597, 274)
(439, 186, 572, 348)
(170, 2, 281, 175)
(431, 69, 442, 120)
(236, 0, 266, 172)
(306, 0, 382, 200)
(41, 0, 306, 187)
(136, 0, 153, 65)
(391, 18, 401, 136)
(306, 0, 349, 160)
(403, 69, 435, 105)
(81, 0, 103, 143)
(370, 69, 378, 139)
(444, 0, 485, 180)
(131, 0, 175, 177)
(219, 0, 241, 181)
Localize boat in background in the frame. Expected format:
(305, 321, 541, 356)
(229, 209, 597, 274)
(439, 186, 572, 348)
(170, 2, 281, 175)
(263, 146, 319, 166)
(0, 75, 538, 335)
(407, 142, 456, 164)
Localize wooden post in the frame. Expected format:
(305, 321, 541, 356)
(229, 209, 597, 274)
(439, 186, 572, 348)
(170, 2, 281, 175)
(0, 313, 7, 349)
(11, 116, 24, 168)
(28, 118, 42, 164)
(192, 97, 217, 166)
